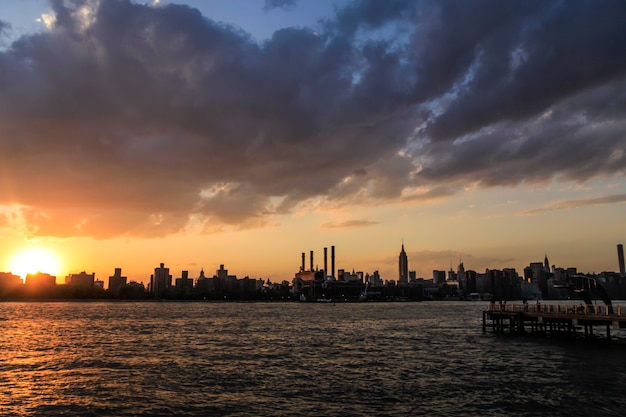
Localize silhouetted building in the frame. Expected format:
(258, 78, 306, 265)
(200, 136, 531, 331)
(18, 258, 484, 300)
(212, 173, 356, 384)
(150, 263, 171, 297)
(525, 262, 549, 299)
(367, 270, 383, 287)
(433, 270, 446, 286)
(339, 269, 362, 282)
(119, 280, 147, 298)
(0, 272, 22, 287)
(195, 269, 210, 293)
(239, 276, 258, 293)
(398, 244, 408, 285)
(0, 272, 22, 296)
(456, 262, 464, 294)
(108, 268, 127, 293)
(66, 271, 95, 288)
(464, 270, 477, 294)
(25, 272, 56, 295)
(447, 268, 457, 282)
(175, 270, 194, 295)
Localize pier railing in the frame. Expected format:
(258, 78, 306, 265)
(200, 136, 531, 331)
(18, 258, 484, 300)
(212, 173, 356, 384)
(487, 303, 622, 317)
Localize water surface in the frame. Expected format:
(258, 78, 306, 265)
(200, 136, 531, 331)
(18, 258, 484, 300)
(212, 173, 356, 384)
(1, 301, 625, 416)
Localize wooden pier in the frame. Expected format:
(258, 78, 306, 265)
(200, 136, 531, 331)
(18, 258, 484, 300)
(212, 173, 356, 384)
(483, 303, 626, 341)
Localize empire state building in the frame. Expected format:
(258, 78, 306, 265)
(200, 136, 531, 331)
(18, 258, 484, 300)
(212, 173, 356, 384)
(399, 244, 408, 285)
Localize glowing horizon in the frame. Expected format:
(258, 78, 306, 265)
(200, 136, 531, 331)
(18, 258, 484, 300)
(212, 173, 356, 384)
(7, 247, 63, 281)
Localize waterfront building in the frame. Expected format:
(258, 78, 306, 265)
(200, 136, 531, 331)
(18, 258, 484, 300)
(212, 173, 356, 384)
(367, 270, 383, 287)
(520, 279, 542, 300)
(150, 263, 171, 297)
(524, 262, 549, 299)
(338, 269, 362, 282)
(398, 244, 408, 285)
(175, 271, 194, 295)
(0, 272, 22, 296)
(65, 271, 95, 288)
(215, 264, 238, 290)
(433, 270, 446, 286)
(457, 261, 466, 293)
(108, 268, 127, 293)
(195, 269, 210, 293)
(0, 272, 22, 288)
(25, 272, 56, 287)
(447, 268, 457, 282)
(24, 272, 56, 296)
(238, 276, 259, 293)
(464, 270, 477, 294)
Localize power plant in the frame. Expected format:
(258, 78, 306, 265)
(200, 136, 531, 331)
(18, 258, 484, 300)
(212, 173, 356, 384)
(300, 245, 336, 280)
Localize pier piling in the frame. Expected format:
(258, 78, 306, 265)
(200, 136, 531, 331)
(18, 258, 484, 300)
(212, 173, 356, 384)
(483, 303, 626, 342)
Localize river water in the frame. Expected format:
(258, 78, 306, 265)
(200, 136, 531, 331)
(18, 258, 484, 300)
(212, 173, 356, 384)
(1, 301, 625, 416)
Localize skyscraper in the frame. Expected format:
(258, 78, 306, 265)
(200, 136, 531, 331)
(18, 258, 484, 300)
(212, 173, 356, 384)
(151, 263, 171, 297)
(457, 261, 465, 292)
(108, 267, 127, 293)
(399, 243, 408, 285)
(618, 244, 625, 277)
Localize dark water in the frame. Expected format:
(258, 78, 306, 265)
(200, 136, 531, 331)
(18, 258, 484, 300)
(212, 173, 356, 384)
(1, 301, 626, 416)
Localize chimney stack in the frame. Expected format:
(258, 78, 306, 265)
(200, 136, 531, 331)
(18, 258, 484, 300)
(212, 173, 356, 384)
(324, 247, 328, 277)
(301, 252, 305, 272)
(310, 250, 314, 272)
(618, 244, 625, 277)
(331, 245, 335, 279)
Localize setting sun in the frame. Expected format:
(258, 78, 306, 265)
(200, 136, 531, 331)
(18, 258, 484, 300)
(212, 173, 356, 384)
(8, 248, 62, 279)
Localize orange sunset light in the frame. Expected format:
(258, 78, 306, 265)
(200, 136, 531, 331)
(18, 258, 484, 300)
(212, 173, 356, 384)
(8, 247, 63, 280)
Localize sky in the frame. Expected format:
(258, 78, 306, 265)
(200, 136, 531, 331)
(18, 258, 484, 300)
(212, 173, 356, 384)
(0, 0, 625, 285)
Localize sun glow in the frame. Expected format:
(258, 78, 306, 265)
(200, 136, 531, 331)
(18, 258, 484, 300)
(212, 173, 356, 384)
(8, 248, 62, 279)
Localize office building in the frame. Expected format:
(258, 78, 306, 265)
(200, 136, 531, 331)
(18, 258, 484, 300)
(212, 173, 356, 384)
(108, 268, 127, 293)
(398, 244, 408, 285)
(151, 263, 171, 297)
(66, 271, 95, 288)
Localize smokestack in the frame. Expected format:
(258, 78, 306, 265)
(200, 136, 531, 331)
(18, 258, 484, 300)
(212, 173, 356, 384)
(301, 252, 305, 272)
(331, 245, 335, 279)
(310, 250, 314, 272)
(618, 244, 625, 277)
(324, 247, 328, 277)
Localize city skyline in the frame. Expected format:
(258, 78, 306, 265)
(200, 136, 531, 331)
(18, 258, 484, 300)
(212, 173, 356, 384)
(0, 0, 625, 284)
(2, 241, 624, 288)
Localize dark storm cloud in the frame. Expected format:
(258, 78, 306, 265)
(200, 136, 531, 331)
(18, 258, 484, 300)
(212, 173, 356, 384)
(416, 81, 626, 187)
(423, 1, 626, 141)
(0, 0, 624, 238)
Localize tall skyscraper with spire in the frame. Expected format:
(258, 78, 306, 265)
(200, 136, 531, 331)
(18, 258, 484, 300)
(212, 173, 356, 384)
(399, 243, 408, 285)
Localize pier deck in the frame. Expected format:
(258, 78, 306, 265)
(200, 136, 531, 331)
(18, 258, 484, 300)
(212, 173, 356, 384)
(483, 303, 626, 341)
